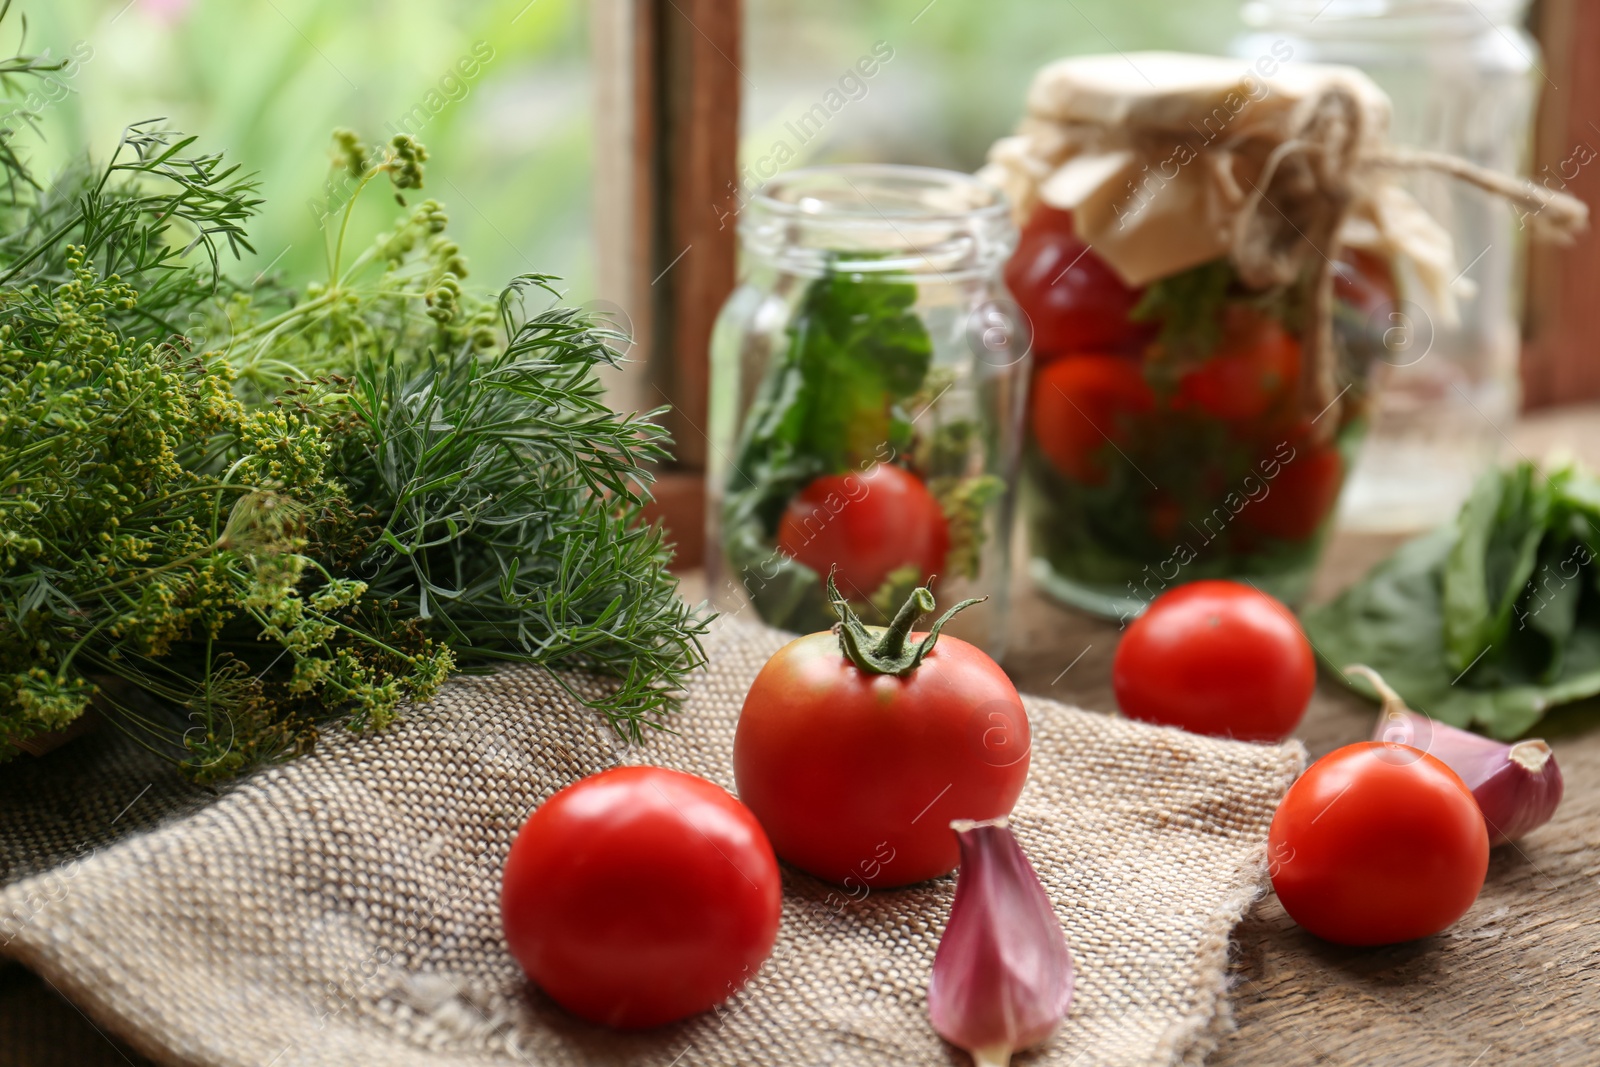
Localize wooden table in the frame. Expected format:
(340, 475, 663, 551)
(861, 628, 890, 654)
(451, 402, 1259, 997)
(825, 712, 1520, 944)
(6, 407, 1598, 1065)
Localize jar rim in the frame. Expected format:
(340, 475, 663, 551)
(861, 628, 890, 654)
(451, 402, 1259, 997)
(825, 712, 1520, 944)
(751, 164, 1010, 225)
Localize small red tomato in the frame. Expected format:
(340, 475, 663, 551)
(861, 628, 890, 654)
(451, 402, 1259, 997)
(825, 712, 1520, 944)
(1269, 742, 1489, 946)
(1243, 439, 1345, 542)
(1030, 354, 1154, 485)
(776, 463, 950, 602)
(1113, 580, 1314, 742)
(501, 766, 782, 1029)
(1004, 204, 1154, 359)
(1176, 306, 1302, 422)
(735, 584, 1029, 887)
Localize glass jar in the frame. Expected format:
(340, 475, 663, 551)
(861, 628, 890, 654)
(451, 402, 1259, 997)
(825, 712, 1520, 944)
(1235, 1, 1541, 532)
(1010, 204, 1394, 620)
(706, 165, 1027, 656)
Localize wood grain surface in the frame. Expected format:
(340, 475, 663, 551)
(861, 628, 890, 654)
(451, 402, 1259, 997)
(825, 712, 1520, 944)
(5, 407, 1598, 1066)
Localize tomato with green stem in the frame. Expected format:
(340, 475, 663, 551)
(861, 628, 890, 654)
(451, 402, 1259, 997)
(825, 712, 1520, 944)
(734, 576, 1030, 887)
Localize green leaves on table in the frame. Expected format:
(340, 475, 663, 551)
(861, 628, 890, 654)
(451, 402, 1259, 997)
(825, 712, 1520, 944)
(1306, 460, 1600, 738)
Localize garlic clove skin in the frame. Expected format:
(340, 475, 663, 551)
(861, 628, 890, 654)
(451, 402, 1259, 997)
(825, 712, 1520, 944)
(928, 817, 1073, 1067)
(1350, 665, 1564, 847)
(1463, 739, 1563, 846)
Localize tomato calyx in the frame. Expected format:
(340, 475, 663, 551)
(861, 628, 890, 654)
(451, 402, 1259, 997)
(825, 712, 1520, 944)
(827, 568, 985, 677)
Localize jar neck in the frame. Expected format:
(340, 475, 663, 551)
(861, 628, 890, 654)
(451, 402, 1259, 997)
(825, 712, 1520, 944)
(738, 164, 1015, 283)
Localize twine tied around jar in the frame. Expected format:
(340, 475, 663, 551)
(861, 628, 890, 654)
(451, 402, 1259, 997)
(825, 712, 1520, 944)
(980, 51, 1588, 437)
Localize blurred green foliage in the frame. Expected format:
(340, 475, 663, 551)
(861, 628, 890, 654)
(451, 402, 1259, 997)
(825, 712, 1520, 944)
(743, 0, 1245, 174)
(10, 0, 594, 296)
(6, 0, 1242, 304)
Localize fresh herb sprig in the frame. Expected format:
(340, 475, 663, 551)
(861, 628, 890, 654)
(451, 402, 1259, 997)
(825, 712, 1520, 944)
(0, 121, 263, 343)
(312, 275, 707, 738)
(0, 250, 453, 775)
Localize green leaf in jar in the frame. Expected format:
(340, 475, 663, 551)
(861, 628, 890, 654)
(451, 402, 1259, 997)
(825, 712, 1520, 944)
(1130, 258, 1234, 358)
(783, 268, 933, 470)
(721, 264, 934, 631)
(931, 474, 1006, 581)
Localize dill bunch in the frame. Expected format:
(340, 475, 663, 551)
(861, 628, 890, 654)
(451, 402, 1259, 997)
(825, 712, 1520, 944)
(311, 276, 708, 736)
(0, 251, 454, 775)
(226, 130, 712, 741)
(0, 27, 709, 775)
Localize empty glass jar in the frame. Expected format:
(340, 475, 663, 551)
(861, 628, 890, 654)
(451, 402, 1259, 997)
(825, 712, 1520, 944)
(1235, 0, 1543, 531)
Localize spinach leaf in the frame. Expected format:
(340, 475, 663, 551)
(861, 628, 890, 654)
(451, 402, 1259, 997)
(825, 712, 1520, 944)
(1306, 460, 1600, 738)
(1441, 462, 1550, 674)
(1521, 529, 1584, 681)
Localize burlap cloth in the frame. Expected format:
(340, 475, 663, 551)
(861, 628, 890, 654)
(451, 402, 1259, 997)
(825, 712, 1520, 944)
(0, 618, 1303, 1066)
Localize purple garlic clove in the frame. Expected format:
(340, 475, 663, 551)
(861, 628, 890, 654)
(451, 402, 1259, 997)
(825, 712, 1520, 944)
(1469, 739, 1564, 846)
(928, 817, 1073, 1067)
(1349, 665, 1564, 847)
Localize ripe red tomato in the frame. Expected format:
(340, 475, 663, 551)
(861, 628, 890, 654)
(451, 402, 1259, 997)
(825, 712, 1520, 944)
(1269, 742, 1489, 946)
(734, 589, 1030, 887)
(1030, 354, 1154, 485)
(501, 766, 782, 1029)
(777, 463, 949, 601)
(1004, 204, 1154, 359)
(1175, 306, 1301, 422)
(1243, 439, 1345, 542)
(1113, 580, 1314, 742)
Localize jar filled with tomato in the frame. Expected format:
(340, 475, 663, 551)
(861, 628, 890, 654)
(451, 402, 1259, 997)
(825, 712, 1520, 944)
(979, 53, 1446, 620)
(1008, 208, 1392, 617)
(707, 165, 1027, 654)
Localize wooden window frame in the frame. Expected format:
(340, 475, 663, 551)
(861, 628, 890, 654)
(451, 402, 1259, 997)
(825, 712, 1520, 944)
(1523, 0, 1600, 408)
(592, 0, 742, 570)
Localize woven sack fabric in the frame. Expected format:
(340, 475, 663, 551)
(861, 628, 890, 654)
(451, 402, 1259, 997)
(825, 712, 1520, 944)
(0, 618, 1303, 1066)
